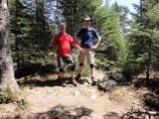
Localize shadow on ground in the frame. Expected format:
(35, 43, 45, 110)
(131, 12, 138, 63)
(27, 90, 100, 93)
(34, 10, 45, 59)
(103, 112, 120, 119)
(17, 75, 93, 88)
(10, 105, 93, 119)
(17, 77, 75, 88)
(134, 78, 159, 91)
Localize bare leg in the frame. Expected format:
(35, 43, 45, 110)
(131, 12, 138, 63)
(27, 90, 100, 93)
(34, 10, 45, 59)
(70, 71, 78, 86)
(90, 67, 94, 78)
(59, 72, 64, 77)
(77, 50, 85, 79)
(59, 68, 64, 77)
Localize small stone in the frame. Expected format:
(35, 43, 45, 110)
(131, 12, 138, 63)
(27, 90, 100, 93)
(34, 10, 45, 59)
(74, 91, 80, 96)
(90, 95, 96, 100)
(84, 82, 89, 86)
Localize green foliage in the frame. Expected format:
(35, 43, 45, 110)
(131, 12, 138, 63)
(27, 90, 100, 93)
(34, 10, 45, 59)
(58, 0, 102, 34)
(146, 4, 159, 28)
(122, 58, 144, 76)
(8, 0, 131, 74)
(95, 57, 114, 69)
(0, 87, 19, 104)
(9, 0, 54, 71)
(125, 0, 159, 79)
(0, 85, 29, 109)
(111, 2, 131, 33)
(81, 65, 90, 77)
(93, 5, 128, 68)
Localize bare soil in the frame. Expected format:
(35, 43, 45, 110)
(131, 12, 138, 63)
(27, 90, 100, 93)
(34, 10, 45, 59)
(0, 70, 148, 119)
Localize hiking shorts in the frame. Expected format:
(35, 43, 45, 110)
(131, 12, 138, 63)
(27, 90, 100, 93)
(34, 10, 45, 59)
(57, 55, 75, 71)
(79, 48, 95, 65)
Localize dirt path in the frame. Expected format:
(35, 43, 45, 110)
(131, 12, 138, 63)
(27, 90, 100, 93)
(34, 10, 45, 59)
(24, 85, 146, 118)
(0, 71, 148, 119)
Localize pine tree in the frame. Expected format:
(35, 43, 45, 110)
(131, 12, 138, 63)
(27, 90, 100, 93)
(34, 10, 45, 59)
(127, 0, 159, 80)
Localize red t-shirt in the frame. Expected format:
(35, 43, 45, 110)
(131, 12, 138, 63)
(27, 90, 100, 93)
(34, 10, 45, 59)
(53, 33, 74, 56)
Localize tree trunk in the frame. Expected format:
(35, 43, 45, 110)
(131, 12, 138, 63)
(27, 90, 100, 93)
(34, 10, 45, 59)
(0, 0, 19, 92)
(146, 39, 152, 82)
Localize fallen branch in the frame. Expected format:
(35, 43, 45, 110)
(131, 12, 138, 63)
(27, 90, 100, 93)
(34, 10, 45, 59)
(144, 88, 159, 110)
(122, 108, 159, 119)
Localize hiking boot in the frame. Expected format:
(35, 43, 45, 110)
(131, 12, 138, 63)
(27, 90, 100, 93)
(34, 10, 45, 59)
(76, 73, 81, 80)
(57, 76, 64, 85)
(87, 79, 93, 85)
(71, 77, 78, 86)
(91, 76, 97, 86)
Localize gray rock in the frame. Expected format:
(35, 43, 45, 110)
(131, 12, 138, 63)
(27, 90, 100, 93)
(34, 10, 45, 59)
(98, 72, 125, 91)
(98, 79, 117, 91)
(109, 72, 124, 82)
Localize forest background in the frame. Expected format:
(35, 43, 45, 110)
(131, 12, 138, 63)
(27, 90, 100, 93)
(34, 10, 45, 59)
(8, 0, 159, 82)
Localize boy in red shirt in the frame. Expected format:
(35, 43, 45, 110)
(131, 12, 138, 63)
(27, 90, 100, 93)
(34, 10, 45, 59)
(53, 23, 84, 86)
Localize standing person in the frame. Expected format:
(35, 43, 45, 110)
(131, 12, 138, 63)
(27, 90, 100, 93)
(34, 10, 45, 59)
(76, 16, 101, 85)
(53, 22, 84, 86)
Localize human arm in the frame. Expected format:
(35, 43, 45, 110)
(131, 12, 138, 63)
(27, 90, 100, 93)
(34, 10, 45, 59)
(72, 42, 85, 53)
(90, 36, 101, 49)
(53, 45, 58, 60)
(90, 29, 101, 50)
(69, 35, 85, 53)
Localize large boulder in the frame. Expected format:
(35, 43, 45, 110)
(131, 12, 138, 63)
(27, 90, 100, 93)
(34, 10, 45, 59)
(109, 72, 124, 82)
(98, 72, 124, 91)
(98, 79, 117, 91)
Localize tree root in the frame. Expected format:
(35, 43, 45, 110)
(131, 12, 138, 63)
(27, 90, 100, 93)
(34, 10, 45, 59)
(122, 88, 159, 119)
(122, 108, 159, 119)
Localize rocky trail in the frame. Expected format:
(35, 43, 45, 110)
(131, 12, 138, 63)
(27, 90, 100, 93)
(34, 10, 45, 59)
(0, 70, 147, 119)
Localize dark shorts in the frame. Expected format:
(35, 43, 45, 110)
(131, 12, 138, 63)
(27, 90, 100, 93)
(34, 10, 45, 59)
(57, 55, 75, 69)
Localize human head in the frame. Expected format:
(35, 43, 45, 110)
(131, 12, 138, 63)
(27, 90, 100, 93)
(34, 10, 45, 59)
(58, 22, 66, 33)
(83, 16, 91, 28)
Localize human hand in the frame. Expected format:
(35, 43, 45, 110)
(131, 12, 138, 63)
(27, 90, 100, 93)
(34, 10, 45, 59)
(53, 53, 57, 60)
(79, 48, 85, 53)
